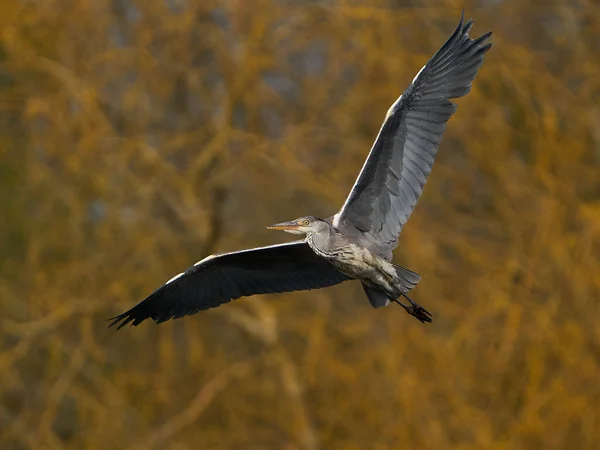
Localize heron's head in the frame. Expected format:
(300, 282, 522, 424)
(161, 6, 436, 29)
(267, 216, 328, 236)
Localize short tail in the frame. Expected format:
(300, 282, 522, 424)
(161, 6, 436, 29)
(362, 265, 421, 309)
(393, 264, 421, 292)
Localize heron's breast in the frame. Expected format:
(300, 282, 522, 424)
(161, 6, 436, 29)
(335, 245, 386, 277)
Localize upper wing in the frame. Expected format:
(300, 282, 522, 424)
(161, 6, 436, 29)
(333, 14, 491, 252)
(109, 241, 349, 329)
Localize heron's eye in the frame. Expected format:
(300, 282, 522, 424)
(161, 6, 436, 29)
(302, 220, 309, 226)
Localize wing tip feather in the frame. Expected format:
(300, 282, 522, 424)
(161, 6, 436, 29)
(107, 311, 138, 331)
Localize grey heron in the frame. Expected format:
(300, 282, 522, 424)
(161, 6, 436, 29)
(109, 14, 491, 329)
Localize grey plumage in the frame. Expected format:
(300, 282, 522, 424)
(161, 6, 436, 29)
(333, 14, 492, 257)
(109, 14, 491, 330)
(109, 242, 348, 329)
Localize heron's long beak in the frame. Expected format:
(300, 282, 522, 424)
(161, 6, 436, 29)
(266, 220, 301, 231)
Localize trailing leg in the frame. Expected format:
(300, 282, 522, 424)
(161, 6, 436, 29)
(394, 292, 432, 323)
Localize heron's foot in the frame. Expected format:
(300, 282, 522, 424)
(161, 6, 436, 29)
(396, 293, 432, 323)
(408, 304, 432, 323)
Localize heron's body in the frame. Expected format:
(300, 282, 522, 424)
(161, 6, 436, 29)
(109, 13, 491, 330)
(306, 222, 401, 293)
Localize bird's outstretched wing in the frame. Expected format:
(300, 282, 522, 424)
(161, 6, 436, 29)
(333, 14, 491, 254)
(109, 241, 349, 329)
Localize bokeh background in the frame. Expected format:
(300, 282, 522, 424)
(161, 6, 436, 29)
(1, 0, 599, 449)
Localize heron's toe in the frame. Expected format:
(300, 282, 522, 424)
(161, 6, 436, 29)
(411, 305, 432, 323)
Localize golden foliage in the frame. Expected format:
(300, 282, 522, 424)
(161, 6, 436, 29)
(1, 1, 599, 449)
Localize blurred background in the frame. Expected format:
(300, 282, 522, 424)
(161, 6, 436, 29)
(1, 0, 599, 449)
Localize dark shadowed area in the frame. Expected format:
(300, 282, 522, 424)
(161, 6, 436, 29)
(1, 1, 599, 449)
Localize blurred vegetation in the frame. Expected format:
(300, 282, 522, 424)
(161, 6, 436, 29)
(1, 0, 599, 449)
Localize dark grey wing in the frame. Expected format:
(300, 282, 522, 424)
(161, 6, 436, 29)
(109, 241, 349, 329)
(333, 14, 491, 254)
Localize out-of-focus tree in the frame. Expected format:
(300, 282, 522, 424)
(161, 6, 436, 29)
(1, 1, 599, 449)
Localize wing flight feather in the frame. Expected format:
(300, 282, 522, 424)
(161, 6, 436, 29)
(109, 241, 348, 329)
(334, 14, 492, 254)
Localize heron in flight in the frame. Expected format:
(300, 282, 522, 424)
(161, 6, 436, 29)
(110, 14, 491, 330)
